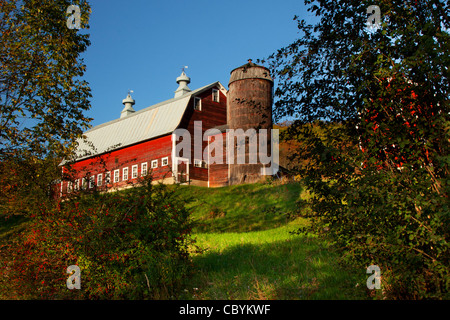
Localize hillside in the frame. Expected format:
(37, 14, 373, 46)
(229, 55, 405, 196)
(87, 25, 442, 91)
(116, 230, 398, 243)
(175, 182, 303, 233)
(174, 182, 368, 300)
(0, 181, 369, 300)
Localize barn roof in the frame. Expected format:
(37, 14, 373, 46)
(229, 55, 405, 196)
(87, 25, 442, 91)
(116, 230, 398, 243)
(67, 81, 226, 163)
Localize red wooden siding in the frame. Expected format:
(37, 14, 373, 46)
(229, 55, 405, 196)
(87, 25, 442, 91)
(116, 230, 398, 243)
(61, 134, 172, 194)
(208, 132, 229, 187)
(178, 87, 227, 182)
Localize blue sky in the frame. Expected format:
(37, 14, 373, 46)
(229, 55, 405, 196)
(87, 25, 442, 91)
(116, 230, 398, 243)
(81, 0, 314, 127)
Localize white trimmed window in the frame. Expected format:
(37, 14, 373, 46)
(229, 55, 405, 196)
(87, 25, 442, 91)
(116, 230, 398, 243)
(97, 173, 103, 186)
(151, 160, 158, 169)
(194, 97, 201, 111)
(114, 169, 120, 183)
(89, 176, 95, 189)
(194, 159, 202, 168)
(162, 157, 169, 166)
(74, 179, 80, 191)
(212, 89, 219, 102)
(132, 165, 138, 179)
(82, 177, 87, 190)
(123, 167, 129, 181)
(194, 159, 208, 168)
(141, 162, 148, 176)
(67, 181, 73, 193)
(105, 171, 111, 184)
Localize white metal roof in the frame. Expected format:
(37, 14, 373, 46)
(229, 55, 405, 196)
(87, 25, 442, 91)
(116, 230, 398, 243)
(69, 81, 226, 163)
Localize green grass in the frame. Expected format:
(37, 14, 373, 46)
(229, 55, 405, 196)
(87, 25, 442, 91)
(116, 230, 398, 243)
(175, 182, 303, 233)
(174, 182, 368, 300)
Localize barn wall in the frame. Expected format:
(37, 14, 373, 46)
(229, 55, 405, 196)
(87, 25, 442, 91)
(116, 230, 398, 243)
(177, 87, 227, 182)
(61, 134, 173, 194)
(207, 132, 229, 187)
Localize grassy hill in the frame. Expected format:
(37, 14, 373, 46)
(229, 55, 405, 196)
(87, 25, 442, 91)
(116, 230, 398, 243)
(174, 182, 368, 300)
(176, 182, 303, 233)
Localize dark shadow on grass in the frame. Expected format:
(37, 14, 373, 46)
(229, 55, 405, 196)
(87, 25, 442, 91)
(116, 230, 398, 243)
(188, 235, 368, 300)
(0, 214, 29, 242)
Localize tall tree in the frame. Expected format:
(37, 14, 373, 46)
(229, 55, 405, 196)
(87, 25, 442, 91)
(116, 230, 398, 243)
(265, 0, 449, 299)
(0, 0, 92, 214)
(0, 0, 91, 159)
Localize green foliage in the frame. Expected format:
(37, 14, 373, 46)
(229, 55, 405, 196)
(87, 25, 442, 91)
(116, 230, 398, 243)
(0, 177, 196, 299)
(0, 0, 92, 159)
(0, 152, 61, 216)
(266, 0, 449, 299)
(0, 0, 93, 218)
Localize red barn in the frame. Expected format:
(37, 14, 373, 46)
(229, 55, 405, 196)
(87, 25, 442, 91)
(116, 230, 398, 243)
(59, 60, 278, 196)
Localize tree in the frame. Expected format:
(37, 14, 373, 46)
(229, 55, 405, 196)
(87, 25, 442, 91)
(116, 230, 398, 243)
(265, 0, 449, 299)
(0, 0, 92, 214)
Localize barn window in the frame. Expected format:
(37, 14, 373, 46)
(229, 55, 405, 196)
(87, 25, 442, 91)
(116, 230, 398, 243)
(194, 159, 207, 168)
(132, 165, 138, 179)
(114, 170, 120, 183)
(151, 160, 158, 169)
(74, 179, 80, 191)
(82, 178, 87, 190)
(194, 97, 202, 111)
(141, 162, 148, 176)
(67, 181, 73, 193)
(97, 173, 103, 186)
(123, 167, 129, 180)
(162, 157, 169, 166)
(212, 89, 219, 102)
(105, 171, 111, 184)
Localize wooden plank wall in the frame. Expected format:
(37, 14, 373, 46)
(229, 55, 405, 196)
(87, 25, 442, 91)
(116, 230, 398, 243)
(61, 134, 173, 194)
(177, 87, 227, 182)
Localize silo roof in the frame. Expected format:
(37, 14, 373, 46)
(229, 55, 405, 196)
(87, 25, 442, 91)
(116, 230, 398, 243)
(65, 81, 226, 163)
(229, 61, 273, 84)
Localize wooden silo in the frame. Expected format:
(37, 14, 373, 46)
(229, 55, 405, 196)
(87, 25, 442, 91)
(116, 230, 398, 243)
(227, 59, 274, 185)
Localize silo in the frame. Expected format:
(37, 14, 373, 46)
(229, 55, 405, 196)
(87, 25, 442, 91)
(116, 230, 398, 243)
(227, 59, 274, 185)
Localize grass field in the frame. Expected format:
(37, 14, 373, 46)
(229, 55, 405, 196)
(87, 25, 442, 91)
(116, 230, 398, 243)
(175, 182, 368, 300)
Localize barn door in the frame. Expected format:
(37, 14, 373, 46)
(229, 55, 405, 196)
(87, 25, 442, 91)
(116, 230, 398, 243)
(175, 158, 189, 184)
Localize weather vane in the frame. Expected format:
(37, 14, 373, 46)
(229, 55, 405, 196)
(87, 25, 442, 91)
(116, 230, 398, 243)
(181, 66, 188, 72)
(128, 89, 134, 96)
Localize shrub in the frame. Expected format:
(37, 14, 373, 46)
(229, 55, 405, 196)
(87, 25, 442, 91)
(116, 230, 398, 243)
(0, 176, 195, 299)
(293, 125, 449, 299)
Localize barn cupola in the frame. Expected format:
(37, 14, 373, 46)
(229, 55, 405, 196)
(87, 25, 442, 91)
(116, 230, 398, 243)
(121, 93, 136, 118)
(174, 70, 191, 98)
